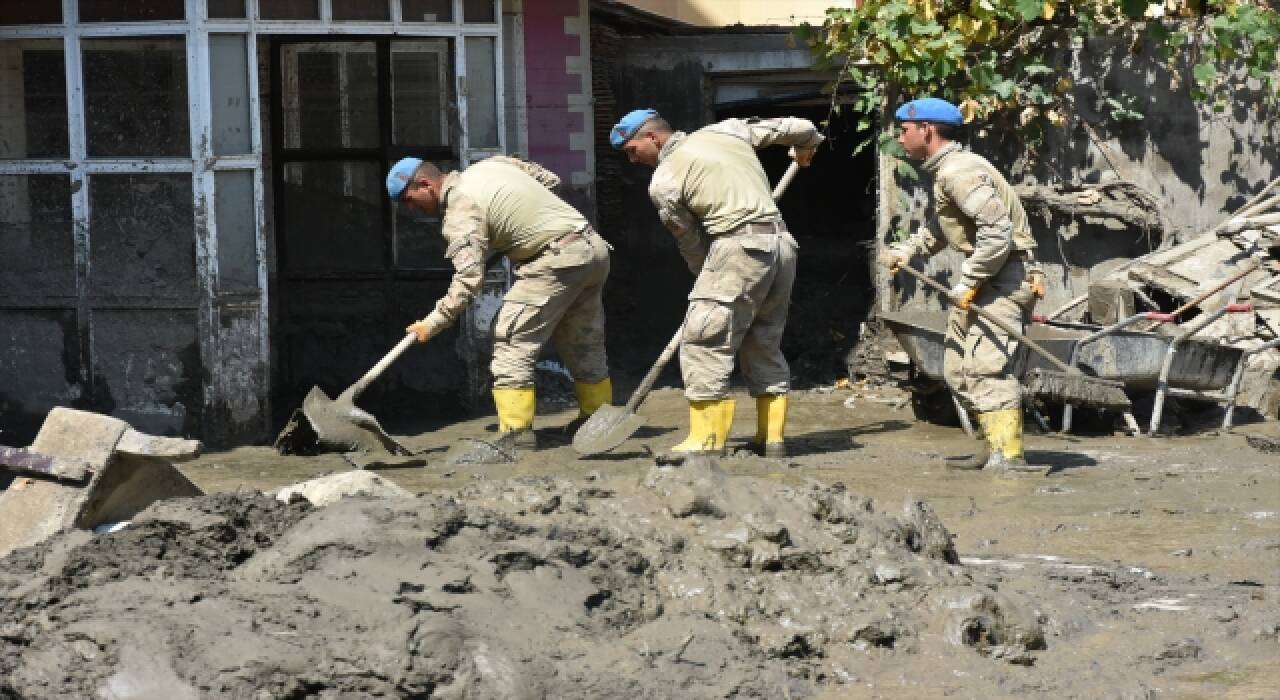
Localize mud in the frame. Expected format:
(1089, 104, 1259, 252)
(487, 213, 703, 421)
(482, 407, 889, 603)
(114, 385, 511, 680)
(3, 386, 1279, 698)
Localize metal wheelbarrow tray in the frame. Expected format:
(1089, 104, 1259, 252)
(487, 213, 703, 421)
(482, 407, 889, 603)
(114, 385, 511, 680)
(880, 310, 1242, 394)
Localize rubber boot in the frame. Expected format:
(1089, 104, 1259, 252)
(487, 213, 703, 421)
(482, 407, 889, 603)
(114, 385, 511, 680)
(670, 398, 734, 456)
(563, 378, 613, 435)
(493, 387, 537, 448)
(981, 408, 1041, 472)
(746, 395, 788, 458)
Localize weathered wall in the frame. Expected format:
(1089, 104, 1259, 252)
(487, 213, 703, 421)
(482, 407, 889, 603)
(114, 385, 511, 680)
(522, 0, 596, 220)
(879, 36, 1280, 316)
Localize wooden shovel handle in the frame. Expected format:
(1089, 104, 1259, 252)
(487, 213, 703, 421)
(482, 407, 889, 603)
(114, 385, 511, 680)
(896, 265, 1074, 374)
(347, 333, 418, 400)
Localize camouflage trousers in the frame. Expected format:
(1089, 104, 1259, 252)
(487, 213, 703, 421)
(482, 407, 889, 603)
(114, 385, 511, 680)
(680, 222, 798, 401)
(491, 228, 610, 388)
(944, 257, 1037, 413)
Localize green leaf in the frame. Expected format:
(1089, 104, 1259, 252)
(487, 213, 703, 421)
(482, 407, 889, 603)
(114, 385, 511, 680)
(1025, 63, 1054, 77)
(1118, 0, 1147, 19)
(1193, 62, 1218, 87)
(1015, 0, 1043, 21)
(895, 159, 919, 181)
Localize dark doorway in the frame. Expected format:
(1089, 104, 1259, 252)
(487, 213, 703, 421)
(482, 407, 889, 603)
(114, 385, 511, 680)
(268, 36, 469, 432)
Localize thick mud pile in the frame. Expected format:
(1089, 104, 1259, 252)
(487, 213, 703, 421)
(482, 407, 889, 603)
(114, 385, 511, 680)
(1, 458, 1272, 697)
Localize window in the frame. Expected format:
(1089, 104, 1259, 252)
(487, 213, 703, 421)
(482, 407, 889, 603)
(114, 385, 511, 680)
(401, 0, 452, 23)
(0, 40, 68, 158)
(79, 0, 184, 22)
(82, 38, 189, 158)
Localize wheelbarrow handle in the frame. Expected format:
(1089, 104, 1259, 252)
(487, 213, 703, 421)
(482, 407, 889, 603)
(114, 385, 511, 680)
(895, 264, 1074, 374)
(1167, 260, 1259, 319)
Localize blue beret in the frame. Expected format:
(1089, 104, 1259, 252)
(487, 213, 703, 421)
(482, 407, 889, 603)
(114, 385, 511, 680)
(386, 157, 423, 200)
(894, 98, 964, 126)
(610, 108, 660, 149)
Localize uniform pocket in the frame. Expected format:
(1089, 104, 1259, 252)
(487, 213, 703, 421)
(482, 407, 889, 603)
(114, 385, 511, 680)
(683, 300, 733, 346)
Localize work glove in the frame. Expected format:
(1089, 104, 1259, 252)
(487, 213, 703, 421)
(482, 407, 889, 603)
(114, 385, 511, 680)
(1028, 271, 1046, 300)
(951, 283, 977, 311)
(791, 145, 817, 167)
(406, 319, 433, 344)
(879, 250, 908, 273)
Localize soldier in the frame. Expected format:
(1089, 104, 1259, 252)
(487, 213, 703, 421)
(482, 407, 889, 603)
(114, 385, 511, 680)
(386, 155, 612, 447)
(880, 98, 1046, 471)
(611, 108, 822, 458)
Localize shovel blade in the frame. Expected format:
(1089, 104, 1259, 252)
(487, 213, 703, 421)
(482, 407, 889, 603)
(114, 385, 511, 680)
(273, 386, 411, 457)
(572, 405, 647, 456)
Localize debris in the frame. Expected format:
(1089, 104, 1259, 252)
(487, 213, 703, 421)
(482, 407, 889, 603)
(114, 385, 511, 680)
(275, 471, 414, 507)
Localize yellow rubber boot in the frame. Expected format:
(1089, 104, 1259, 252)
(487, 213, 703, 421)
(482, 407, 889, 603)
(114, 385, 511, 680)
(492, 387, 537, 448)
(573, 377, 613, 417)
(671, 399, 733, 456)
(980, 408, 1039, 472)
(750, 395, 788, 458)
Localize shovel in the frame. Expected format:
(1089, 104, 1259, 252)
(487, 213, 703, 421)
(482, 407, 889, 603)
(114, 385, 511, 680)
(573, 161, 803, 456)
(274, 334, 416, 455)
(895, 264, 1131, 412)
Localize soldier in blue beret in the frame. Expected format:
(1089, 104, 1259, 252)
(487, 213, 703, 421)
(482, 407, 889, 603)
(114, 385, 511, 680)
(881, 98, 1046, 471)
(612, 107, 822, 459)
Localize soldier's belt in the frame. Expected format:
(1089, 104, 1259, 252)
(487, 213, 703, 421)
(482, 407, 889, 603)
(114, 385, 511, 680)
(719, 219, 787, 238)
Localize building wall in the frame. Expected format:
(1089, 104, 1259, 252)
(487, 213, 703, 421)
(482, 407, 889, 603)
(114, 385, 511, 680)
(619, 0, 853, 26)
(521, 0, 596, 219)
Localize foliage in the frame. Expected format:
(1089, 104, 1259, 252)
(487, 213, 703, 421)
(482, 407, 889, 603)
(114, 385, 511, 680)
(799, 0, 1280, 153)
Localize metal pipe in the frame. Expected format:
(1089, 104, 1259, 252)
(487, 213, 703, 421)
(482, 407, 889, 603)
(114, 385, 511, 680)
(1222, 338, 1280, 430)
(1150, 304, 1252, 434)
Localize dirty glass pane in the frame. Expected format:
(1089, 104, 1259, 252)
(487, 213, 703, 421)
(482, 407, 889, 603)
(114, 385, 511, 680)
(392, 39, 453, 148)
(333, 0, 390, 20)
(0, 40, 68, 158)
(0, 175, 75, 297)
(463, 0, 495, 23)
(79, 0, 184, 22)
(83, 38, 189, 158)
(89, 174, 197, 301)
(259, 0, 319, 20)
(464, 37, 498, 148)
(210, 35, 251, 155)
(281, 162, 384, 273)
(215, 171, 258, 292)
(208, 0, 247, 19)
(0, 5, 62, 24)
(401, 0, 452, 22)
(281, 43, 378, 150)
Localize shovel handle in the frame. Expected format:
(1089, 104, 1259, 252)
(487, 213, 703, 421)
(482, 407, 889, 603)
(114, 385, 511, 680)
(347, 333, 418, 400)
(895, 264, 1074, 374)
(772, 161, 801, 201)
(624, 326, 684, 412)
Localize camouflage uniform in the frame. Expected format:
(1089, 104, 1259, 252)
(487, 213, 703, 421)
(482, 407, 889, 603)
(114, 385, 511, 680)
(889, 142, 1040, 413)
(421, 157, 610, 389)
(648, 117, 821, 401)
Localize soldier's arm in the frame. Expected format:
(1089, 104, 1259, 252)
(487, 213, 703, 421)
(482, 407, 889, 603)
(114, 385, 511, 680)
(890, 219, 947, 260)
(946, 172, 1014, 287)
(649, 172, 707, 274)
(707, 117, 825, 155)
(423, 191, 491, 334)
(487, 155, 562, 190)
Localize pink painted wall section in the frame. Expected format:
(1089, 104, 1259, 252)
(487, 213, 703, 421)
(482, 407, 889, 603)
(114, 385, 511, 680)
(522, 0, 591, 185)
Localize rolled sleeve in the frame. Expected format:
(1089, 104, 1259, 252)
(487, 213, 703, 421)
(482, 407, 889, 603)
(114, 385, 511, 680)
(649, 171, 707, 274)
(427, 191, 491, 334)
(948, 173, 1014, 287)
(707, 117, 825, 153)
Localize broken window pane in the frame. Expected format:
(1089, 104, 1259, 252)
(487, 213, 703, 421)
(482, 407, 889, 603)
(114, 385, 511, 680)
(0, 40, 68, 158)
(208, 0, 246, 19)
(281, 162, 384, 273)
(333, 0, 390, 21)
(0, 5, 62, 24)
(210, 35, 251, 155)
(83, 38, 189, 158)
(89, 174, 197, 301)
(259, 0, 319, 20)
(391, 39, 453, 148)
(0, 175, 74, 298)
(401, 0, 452, 22)
(79, 0, 184, 22)
(281, 43, 378, 150)
(215, 171, 258, 292)
(463, 0, 495, 23)
(465, 37, 498, 148)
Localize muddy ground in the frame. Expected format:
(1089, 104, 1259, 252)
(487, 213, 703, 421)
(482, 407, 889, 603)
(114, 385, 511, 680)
(2, 385, 1278, 698)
